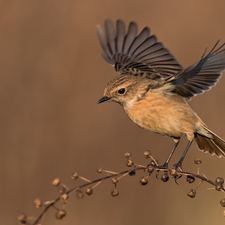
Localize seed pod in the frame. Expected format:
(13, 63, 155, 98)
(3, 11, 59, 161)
(186, 175, 195, 184)
(126, 159, 134, 167)
(140, 177, 148, 185)
(111, 178, 118, 184)
(125, 152, 132, 158)
(86, 187, 93, 195)
(61, 194, 69, 202)
(76, 190, 84, 199)
(147, 166, 154, 174)
(187, 189, 196, 198)
(144, 150, 151, 158)
(194, 158, 202, 165)
(58, 185, 66, 194)
(52, 178, 60, 187)
(97, 168, 102, 173)
(18, 214, 27, 223)
(33, 198, 42, 208)
(161, 173, 169, 182)
(169, 169, 177, 177)
(215, 177, 224, 185)
(215, 183, 223, 191)
(111, 189, 119, 197)
(55, 210, 66, 220)
(71, 172, 79, 180)
(220, 198, 225, 207)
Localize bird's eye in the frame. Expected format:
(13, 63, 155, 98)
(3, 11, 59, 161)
(118, 88, 125, 95)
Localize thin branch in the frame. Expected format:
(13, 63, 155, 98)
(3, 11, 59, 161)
(18, 153, 225, 225)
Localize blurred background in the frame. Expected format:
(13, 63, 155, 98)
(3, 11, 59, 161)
(1, 0, 225, 224)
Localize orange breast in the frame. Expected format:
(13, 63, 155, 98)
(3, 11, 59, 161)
(124, 92, 199, 138)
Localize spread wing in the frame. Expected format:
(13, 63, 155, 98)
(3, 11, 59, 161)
(171, 41, 225, 100)
(96, 19, 183, 78)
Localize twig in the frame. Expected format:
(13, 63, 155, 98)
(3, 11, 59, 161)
(18, 153, 225, 225)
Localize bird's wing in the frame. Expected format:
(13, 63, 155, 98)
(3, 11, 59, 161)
(96, 19, 183, 78)
(171, 41, 225, 100)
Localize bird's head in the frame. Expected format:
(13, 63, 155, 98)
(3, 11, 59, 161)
(98, 75, 150, 108)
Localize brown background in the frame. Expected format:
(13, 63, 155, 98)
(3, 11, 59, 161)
(1, 0, 225, 224)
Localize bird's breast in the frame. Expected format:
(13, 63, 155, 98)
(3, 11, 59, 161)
(124, 92, 199, 138)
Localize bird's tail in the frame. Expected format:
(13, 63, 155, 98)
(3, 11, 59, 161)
(195, 127, 225, 158)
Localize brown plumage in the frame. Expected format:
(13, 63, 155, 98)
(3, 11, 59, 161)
(96, 19, 225, 169)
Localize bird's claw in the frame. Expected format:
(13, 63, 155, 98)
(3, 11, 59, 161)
(173, 162, 183, 184)
(155, 163, 168, 179)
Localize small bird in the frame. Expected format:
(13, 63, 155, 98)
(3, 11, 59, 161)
(96, 19, 225, 172)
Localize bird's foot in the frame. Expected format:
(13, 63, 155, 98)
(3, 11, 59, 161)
(172, 162, 183, 184)
(155, 163, 168, 179)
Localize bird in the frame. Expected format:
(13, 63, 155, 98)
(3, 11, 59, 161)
(96, 19, 225, 174)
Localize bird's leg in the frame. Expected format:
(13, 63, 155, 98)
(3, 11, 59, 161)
(173, 139, 194, 180)
(155, 139, 180, 178)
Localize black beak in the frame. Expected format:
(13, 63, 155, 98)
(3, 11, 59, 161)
(97, 96, 111, 104)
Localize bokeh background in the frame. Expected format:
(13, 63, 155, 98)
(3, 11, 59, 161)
(1, 1, 225, 224)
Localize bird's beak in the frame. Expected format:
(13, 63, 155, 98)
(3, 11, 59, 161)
(97, 96, 111, 104)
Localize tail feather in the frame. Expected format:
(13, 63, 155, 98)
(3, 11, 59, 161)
(195, 128, 225, 158)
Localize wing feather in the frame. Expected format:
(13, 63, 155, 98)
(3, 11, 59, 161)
(129, 27, 150, 56)
(116, 20, 125, 53)
(96, 19, 182, 76)
(123, 22, 138, 54)
(172, 41, 225, 100)
(133, 35, 157, 57)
